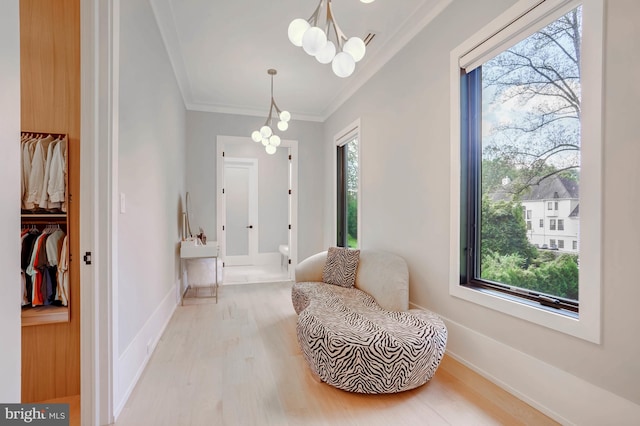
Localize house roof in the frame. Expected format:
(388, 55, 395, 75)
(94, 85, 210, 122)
(490, 175, 580, 202)
(521, 175, 579, 200)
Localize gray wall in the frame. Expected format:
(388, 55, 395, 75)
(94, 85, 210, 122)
(0, 0, 21, 403)
(118, 0, 186, 353)
(186, 111, 325, 261)
(324, 0, 640, 407)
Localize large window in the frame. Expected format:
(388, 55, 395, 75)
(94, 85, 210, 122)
(336, 122, 360, 248)
(450, 0, 603, 342)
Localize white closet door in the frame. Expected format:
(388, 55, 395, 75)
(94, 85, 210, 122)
(224, 158, 257, 266)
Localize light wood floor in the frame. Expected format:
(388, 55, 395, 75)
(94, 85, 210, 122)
(112, 281, 557, 426)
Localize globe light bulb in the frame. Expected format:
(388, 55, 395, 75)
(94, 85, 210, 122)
(302, 27, 327, 56)
(269, 135, 281, 147)
(279, 110, 291, 122)
(265, 145, 277, 155)
(315, 40, 336, 64)
(332, 52, 356, 78)
(251, 130, 262, 142)
(261, 138, 269, 146)
(343, 37, 366, 62)
(260, 125, 272, 138)
(288, 19, 310, 47)
(360, 0, 375, 3)
(277, 121, 289, 131)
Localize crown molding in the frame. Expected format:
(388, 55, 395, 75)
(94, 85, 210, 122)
(186, 102, 325, 123)
(322, 0, 453, 120)
(149, 0, 193, 107)
(150, 0, 452, 123)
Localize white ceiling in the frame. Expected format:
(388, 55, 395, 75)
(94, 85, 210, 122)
(150, 0, 450, 121)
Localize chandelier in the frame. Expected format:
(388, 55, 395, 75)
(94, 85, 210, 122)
(250, 69, 291, 155)
(287, 0, 374, 78)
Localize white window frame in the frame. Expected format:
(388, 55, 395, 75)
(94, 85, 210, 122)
(449, 0, 603, 343)
(333, 119, 362, 249)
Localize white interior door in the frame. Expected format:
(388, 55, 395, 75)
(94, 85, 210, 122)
(224, 158, 258, 266)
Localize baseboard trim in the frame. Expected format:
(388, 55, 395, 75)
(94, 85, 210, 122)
(114, 284, 178, 419)
(410, 302, 640, 425)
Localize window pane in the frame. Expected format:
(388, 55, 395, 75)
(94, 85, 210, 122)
(346, 138, 359, 248)
(337, 136, 359, 248)
(479, 7, 581, 302)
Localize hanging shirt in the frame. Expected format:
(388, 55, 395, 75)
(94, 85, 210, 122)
(26, 135, 54, 209)
(48, 137, 66, 209)
(28, 232, 47, 306)
(56, 236, 69, 306)
(22, 138, 37, 210)
(21, 231, 39, 305)
(38, 138, 61, 210)
(45, 228, 65, 267)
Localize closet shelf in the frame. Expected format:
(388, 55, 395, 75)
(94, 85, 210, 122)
(21, 213, 67, 218)
(21, 305, 69, 327)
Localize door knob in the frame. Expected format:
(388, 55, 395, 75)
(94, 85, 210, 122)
(246, 225, 253, 229)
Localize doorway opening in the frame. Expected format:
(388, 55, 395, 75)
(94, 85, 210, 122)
(216, 136, 298, 284)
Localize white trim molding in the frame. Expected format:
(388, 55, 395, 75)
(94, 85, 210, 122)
(114, 285, 177, 419)
(80, 0, 118, 424)
(424, 310, 640, 425)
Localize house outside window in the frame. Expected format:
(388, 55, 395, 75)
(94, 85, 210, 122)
(573, 240, 578, 250)
(450, 0, 604, 342)
(558, 240, 564, 249)
(558, 219, 564, 231)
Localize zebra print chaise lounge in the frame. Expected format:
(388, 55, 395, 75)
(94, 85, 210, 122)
(292, 248, 448, 394)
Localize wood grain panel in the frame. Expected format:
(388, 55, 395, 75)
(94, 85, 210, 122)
(20, 0, 80, 403)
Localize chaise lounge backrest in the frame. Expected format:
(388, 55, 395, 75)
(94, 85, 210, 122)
(294, 249, 409, 311)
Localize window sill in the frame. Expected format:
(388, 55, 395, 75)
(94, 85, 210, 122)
(464, 284, 578, 319)
(449, 280, 599, 343)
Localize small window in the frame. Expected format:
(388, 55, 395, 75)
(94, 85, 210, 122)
(573, 240, 578, 250)
(558, 240, 565, 249)
(547, 202, 553, 210)
(526, 210, 532, 219)
(526, 221, 532, 230)
(550, 239, 556, 248)
(336, 121, 360, 248)
(539, 219, 544, 228)
(555, 201, 559, 210)
(550, 219, 556, 231)
(558, 219, 564, 231)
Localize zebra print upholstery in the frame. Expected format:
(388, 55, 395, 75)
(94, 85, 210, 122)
(322, 246, 360, 288)
(292, 281, 448, 394)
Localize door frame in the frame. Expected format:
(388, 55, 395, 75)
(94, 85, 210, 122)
(223, 157, 258, 266)
(80, 0, 118, 424)
(216, 135, 298, 279)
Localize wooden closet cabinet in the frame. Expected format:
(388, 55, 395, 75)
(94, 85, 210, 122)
(20, 0, 81, 403)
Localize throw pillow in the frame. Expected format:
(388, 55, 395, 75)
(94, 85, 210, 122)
(322, 247, 360, 288)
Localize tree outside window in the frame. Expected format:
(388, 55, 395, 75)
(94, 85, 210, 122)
(469, 6, 582, 303)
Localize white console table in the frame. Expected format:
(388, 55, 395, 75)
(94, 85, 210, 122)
(180, 240, 219, 304)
